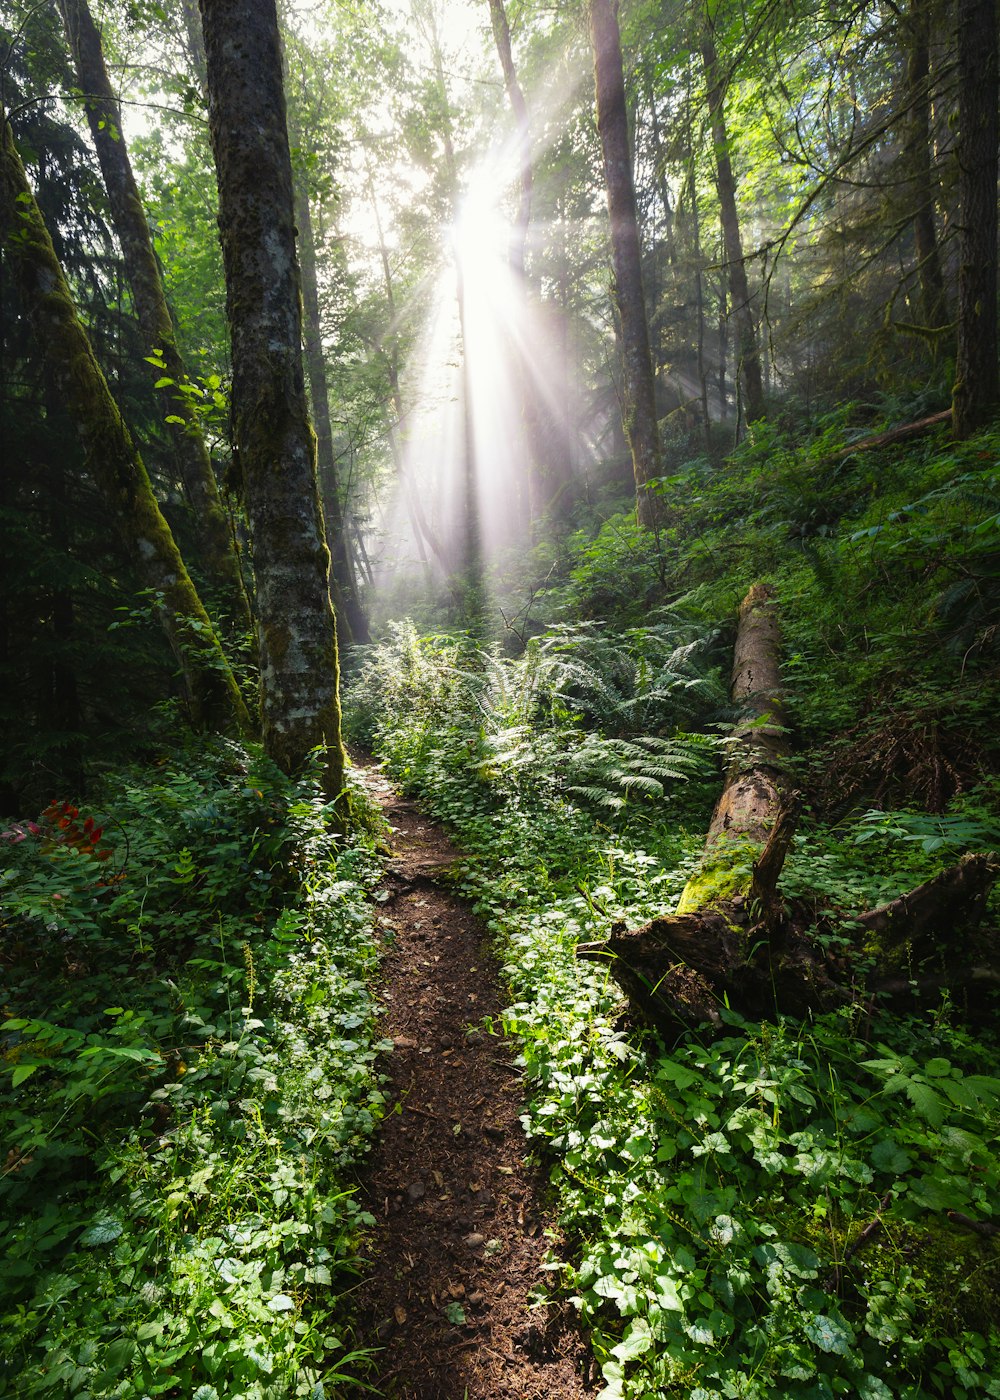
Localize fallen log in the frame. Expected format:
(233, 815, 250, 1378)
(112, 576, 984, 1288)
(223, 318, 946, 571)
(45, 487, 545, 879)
(578, 583, 1000, 1035)
(855, 852, 1000, 950)
(828, 409, 951, 461)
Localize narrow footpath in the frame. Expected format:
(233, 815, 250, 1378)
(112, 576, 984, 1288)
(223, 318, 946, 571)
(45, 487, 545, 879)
(352, 764, 596, 1399)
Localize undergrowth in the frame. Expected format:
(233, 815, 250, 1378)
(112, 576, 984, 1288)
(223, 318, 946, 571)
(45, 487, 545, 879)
(0, 741, 386, 1398)
(345, 556, 1000, 1400)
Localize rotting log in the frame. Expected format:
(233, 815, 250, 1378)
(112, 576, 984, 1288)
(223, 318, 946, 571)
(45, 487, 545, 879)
(827, 409, 952, 461)
(578, 584, 1000, 1036)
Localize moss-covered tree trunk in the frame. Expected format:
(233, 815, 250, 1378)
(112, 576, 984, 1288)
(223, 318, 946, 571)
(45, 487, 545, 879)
(701, 20, 765, 427)
(56, 0, 250, 631)
(952, 0, 999, 438)
(199, 0, 345, 798)
(293, 178, 368, 647)
(589, 0, 662, 528)
(0, 109, 250, 737)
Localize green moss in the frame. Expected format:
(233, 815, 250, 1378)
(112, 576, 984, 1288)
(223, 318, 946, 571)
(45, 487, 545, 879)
(263, 621, 291, 669)
(676, 843, 758, 914)
(910, 1224, 1000, 1338)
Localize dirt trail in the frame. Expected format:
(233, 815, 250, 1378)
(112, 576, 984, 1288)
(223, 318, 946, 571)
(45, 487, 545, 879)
(352, 764, 595, 1400)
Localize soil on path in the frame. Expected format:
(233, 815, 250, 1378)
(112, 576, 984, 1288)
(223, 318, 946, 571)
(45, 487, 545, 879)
(352, 764, 596, 1400)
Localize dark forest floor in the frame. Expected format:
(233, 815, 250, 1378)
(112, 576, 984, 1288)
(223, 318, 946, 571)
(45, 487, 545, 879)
(350, 763, 596, 1400)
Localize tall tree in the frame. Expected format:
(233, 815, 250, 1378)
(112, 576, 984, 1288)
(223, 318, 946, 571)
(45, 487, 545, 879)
(294, 176, 369, 646)
(589, 0, 662, 526)
(55, 0, 250, 629)
(487, 0, 532, 280)
(952, 0, 999, 438)
(905, 0, 948, 331)
(198, 0, 346, 795)
(700, 13, 765, 426)
(0, 107, 250, 736)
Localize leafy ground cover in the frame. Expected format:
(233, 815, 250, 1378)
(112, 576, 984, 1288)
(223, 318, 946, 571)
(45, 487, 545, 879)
(0, 741, 387, 1398)
(346, 416, 1000, 1400)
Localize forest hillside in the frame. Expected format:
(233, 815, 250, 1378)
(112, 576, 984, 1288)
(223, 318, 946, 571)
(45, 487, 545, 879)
(2, 1, 1000, 1398)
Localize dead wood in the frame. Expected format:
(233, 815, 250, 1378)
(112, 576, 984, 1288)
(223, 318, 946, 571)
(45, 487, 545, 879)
(828, 409, 951, 461)
(855, 852, 1000, 949)
(576, 584, 1000, 1038)
(707, 582, 792, 847)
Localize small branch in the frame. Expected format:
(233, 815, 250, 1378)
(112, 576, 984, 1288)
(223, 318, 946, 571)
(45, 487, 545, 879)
(947, 1210, 1000, 1238)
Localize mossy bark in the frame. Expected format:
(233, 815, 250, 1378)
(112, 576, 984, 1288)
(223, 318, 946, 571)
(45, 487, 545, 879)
(199, 0, 345, 800)
(57, 0, 250, 631)
(589, 0, 662, 528)
(0, 108, 250, 737)
(294, 178, 368, 646)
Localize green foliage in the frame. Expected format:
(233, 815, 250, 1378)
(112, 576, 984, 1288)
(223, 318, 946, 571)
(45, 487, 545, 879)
(0, 741, 385, 1397)
(349, 611, 1000, 1400)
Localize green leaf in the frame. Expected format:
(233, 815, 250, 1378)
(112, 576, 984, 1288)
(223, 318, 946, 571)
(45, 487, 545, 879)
(804, 1313, 851, 1355)
(11, 1063, 38, 1087)
(925, 1058, 952, 1077)
(80, 1217, 123, 1246)
(103, 1337, 136, 1376)
(870, 1138, 911, 1173)
(612, 1319, 653, 1360)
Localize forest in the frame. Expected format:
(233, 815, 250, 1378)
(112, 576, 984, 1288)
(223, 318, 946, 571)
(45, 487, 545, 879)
(2, 0, 1000, 1396)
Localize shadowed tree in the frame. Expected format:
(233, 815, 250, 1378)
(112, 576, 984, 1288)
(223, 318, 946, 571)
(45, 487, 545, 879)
(952, 0, 999, 437)
(198, 0, 346, 796)
(700, 10, 765, 426)
(56, 0, 250, 630)
(905, 0, 948, 331)
(589, 0, 662, 527)
(0, 107, 250, 736)
(294, 175, 369, 646)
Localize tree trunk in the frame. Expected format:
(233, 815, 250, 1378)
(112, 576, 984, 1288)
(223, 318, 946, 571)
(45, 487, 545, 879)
(952, 0, 999, 438)
(199, 0, 345, 797)
(487, 0, 531, 281)
(589, 0, 662, 527)
(294, 179, 369, 646)
(906, 0, 949, 331)
(56, 0, 250, 631)
(360, 149, 448, 577)
(0, 109, 250, 737)
(701, 23, 765, 426)
(179, 0, 209, 90)
(644, 65, 677, 267)
(486, 0, 550, 529)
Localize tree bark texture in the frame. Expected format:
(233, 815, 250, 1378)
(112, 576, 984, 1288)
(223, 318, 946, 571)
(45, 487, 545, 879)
(952, 0, 999, 438)
(589, 0, 662, 527)
(294, 179, 369, 646)
(704, 582, 791, 850)
(906, 0, 948, 330)
(199, 0, 345, 796)
(701, 25, 765, 425)
(56, 0, 250, 630)
(0, 110, 250, 737)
